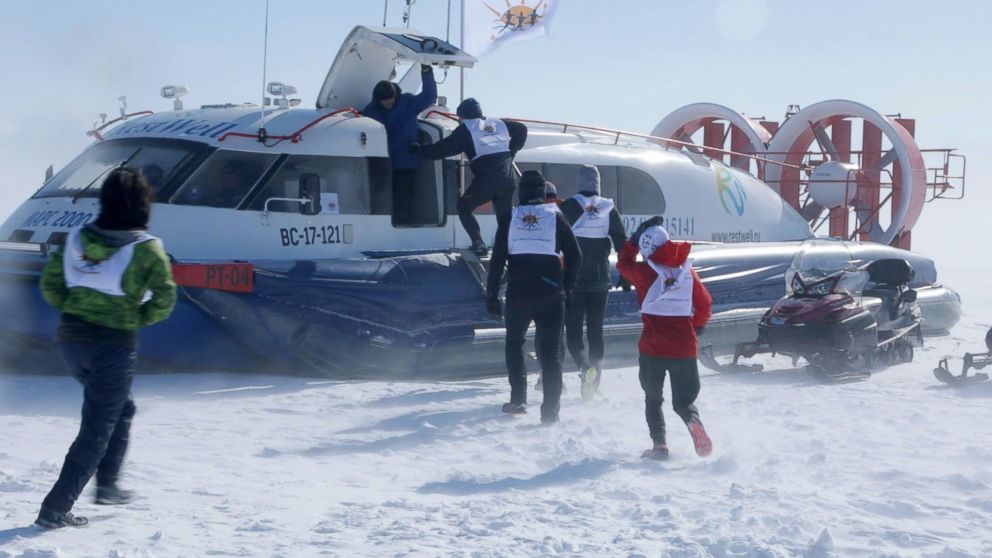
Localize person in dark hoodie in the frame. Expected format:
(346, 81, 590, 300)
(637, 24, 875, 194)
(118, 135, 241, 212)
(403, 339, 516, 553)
(617, 220, 713, 460)
(35, 167, 176, 528)
(361, 65, 437, 224)
(486, 170, 581, 423)
(413, 98, 527, 256)
(558, 165, 627, 399)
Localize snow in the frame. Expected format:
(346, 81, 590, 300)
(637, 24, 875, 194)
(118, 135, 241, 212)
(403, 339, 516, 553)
(2, 269, 991, 557)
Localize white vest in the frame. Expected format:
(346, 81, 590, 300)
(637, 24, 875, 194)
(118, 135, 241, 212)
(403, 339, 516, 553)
(508, 204, 558, 256)
(570, 194, 615, 239)
(641, 258, 695, 317)
(464, 118, 511, 160)
(63, 227, 157, 297)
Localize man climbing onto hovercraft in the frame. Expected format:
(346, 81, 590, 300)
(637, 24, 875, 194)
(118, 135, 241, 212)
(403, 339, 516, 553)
(412, 98, 528, 257)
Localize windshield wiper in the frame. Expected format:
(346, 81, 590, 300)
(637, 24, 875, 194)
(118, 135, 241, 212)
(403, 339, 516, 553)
(71, 147, 143, 204)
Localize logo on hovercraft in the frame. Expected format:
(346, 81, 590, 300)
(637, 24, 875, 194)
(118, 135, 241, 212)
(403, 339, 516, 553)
(714, 167, 747, 217)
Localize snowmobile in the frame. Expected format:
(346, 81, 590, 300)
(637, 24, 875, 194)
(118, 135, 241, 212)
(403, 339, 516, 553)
(700, 249, 923, 381)
(933, 327, 992, 385)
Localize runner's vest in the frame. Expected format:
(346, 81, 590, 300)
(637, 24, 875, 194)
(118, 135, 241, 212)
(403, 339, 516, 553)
(63, 228, 158, 297)
(464, 118, 511, 160)
(508, 204, 558, 256)
(570, 194, 615, 239)
(641, 258, 695, 317)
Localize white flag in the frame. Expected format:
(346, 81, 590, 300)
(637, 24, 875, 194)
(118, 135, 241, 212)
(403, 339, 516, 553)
(461, 0, 559, 57)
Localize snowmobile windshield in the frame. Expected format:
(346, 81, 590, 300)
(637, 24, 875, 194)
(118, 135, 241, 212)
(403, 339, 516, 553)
(789, 269, 868, 297)
(786, 239, 859, 295)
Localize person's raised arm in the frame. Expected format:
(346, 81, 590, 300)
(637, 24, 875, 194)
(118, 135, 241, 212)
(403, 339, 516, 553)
(412, 65, 438, 113)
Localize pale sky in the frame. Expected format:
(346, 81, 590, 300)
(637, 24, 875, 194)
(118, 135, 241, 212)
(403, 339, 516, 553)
(1, 0, 989, 268)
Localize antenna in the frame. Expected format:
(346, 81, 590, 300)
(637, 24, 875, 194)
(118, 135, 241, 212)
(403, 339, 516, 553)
(258, 0, 270, 143)
(402, 0, 415, 28)
(382, 0, 389, 26)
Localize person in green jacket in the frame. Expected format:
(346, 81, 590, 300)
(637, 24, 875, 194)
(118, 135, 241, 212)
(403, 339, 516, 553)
(35, 167, 176, 529)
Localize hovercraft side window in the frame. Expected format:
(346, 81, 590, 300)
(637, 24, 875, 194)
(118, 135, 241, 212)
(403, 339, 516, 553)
(248, 155, 371, 215)
(33, 139, 208, 200)
(171, 150, 279, 209)
(618, 166, 665, 215)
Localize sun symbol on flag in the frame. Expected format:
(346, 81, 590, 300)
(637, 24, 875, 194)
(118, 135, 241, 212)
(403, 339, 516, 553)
(484, 1, 547, 35)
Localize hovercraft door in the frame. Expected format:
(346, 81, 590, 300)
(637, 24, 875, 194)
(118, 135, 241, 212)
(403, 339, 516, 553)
(392, 122, 445, 228)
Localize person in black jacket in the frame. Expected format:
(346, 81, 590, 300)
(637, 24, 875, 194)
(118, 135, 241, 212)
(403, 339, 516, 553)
(413, 98, 527, 256)
(487, 170, 581, 423)
(558, 165, 627, 399)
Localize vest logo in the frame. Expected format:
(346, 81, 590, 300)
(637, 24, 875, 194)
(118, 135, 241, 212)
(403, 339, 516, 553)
(518, 212, 542, 230)
(584, 204, 601, 219)
(483, 121, 498, 135)
(715, 167, 747, 217)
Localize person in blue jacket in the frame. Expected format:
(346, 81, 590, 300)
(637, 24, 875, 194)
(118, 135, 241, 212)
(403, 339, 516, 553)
(362, 64, 437, 224)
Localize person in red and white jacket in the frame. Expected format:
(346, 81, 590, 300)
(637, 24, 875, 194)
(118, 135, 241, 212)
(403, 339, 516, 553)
(617, 219, 713, 460)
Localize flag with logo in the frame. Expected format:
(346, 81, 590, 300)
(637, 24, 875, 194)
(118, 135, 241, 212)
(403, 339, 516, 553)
(461, 0, 559, 57)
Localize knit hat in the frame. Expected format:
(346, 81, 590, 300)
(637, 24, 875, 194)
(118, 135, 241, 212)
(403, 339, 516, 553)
(96, 167, 152, 230)
(576, 165, 601, 195)
(518, 170, 547, 204)
(456, 97, 483, 119)
(544, 181, 558, 201)
(372, 80, 396, 102)
(639, 225, 670, 258)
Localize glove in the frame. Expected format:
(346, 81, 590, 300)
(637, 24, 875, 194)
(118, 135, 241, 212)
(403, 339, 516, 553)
(485, 292, 503, 320)
(631, 216, 664, 248)
(408, 142, 421, 155)
(421, 64, 433, 74)
(564, 289, 573, 308)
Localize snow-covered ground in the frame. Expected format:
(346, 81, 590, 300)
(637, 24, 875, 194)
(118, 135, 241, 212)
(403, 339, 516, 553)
(1, 269, 991, 558)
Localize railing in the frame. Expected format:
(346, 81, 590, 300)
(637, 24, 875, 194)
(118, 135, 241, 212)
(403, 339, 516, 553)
(86, 111, 155, 140)
(422, 110, 805, 172)
(218, 108, 361, 144)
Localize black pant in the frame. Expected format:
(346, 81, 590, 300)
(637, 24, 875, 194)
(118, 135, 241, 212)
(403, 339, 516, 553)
(564, 290, 609, 371)
(392, 169, 417, 225)
(505, 294, 565, 421)
(42, 340, 137, 513)
(638, 354, 701, 445)
(458, 182, 513, 245)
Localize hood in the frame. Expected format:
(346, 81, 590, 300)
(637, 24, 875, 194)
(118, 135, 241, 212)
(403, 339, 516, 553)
(456, 98, 483, 119)
(518, 169, 547, 205)
(372, 80, 401, 103)
(652, 241, 692, 267)
(576, 165, 601, 195)
(80, 224, 148, 261)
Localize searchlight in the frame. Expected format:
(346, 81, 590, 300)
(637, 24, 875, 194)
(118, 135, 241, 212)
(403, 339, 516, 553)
(266, 82, 300, 110)
(160, 85, 190, 111)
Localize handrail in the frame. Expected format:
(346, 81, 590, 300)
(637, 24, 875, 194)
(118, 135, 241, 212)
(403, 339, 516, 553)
(86, 111, 155, 140)
(422, 110, 804, 171)
(218, 107, 361, 144)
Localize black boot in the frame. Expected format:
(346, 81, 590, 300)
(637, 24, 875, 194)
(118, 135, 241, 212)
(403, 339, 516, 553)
(470, 239, 489, 257)
(95, 484, 135, 505)
(36, 507, 88, 528)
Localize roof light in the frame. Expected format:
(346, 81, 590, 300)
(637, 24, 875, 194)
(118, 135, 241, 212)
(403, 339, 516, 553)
(160, 85, 190, 111)
(266, 82, 297, 97)
(266, 82, 299, 110)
